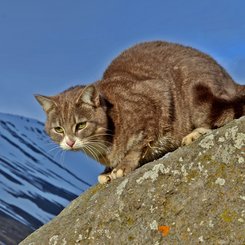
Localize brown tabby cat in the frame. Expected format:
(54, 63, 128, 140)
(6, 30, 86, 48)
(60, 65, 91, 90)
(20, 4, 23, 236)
(35, 41, 245, 184)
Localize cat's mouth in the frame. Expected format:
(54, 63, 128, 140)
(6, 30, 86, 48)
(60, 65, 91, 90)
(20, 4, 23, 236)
(60, 144, 82, 151)
(59, 136, 110, 161)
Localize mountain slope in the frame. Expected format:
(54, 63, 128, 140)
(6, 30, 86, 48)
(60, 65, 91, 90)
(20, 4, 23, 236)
(0, 113, 103, 244)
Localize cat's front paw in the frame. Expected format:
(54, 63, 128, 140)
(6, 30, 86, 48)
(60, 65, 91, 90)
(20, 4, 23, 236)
(182, 127, 211, 146)
(98, 169, 124, 184)
(110, 168, 124, 180)
(98, 163, 136, 184)
(98, 173, 112, 184)
(110, 163, 135, 180)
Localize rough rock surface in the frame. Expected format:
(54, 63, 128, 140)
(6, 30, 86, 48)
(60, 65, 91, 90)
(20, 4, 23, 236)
(21, 117, 245, 245)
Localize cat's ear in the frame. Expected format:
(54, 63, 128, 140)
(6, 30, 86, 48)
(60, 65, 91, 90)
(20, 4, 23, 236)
(76, 85, 100, 107)
(34, 95, 57, 112)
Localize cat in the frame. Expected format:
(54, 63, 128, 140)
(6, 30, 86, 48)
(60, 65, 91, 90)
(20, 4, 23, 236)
(35, 41, 245, 184)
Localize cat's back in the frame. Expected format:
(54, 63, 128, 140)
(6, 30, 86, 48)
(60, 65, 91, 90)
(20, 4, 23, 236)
(100, 40, 239, 103)
(102, 41, 225, 81)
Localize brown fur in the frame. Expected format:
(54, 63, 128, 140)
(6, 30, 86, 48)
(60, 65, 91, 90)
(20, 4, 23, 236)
(35, 41, 245, 183)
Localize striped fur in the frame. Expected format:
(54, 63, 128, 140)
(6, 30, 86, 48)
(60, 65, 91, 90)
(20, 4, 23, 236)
(35, 41, 245, 183)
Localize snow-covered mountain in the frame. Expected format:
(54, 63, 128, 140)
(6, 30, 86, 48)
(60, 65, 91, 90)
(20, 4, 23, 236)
(0, 113, 103, 244)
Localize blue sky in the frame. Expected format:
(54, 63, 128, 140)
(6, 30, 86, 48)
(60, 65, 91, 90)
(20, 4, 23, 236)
(0, 0, 245, 121)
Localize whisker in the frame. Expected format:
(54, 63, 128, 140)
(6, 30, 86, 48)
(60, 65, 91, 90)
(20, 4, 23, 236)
(58, 150, 63, 164)
(87, 142, 105, 162)
(81, 143, 93, 156)
(89, 142, 108, 163)
(83, 144, 99, 162)
(44, 141, 57, 146)
(86, 139, 112, 145)
(47, 146, 60, 154)
(82, 140, 109, 154)
(53, 148, 62, 160)
(88, 143, 103, 155)
(87, 140, 111, 164)
(91, 142, 109, 153)
(76, 142, 91, 162)
(88, 144, 101, 162)
(84, 136, 113, 146)
(61, 151, 66, 167)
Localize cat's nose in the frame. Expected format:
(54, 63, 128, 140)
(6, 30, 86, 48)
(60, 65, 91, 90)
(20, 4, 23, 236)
(66, 139, 75, 148)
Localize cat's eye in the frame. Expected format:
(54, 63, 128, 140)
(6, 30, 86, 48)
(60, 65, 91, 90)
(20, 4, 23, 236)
(76, 122, 87, 131)
(54, 126, 64, 134)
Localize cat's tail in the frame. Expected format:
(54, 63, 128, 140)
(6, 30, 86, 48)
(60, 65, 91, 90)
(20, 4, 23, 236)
(211, 84, 245, 127)
(234, 84, 245, 115)
(236, 84, 245, 98)
(193, 83, 245, 128)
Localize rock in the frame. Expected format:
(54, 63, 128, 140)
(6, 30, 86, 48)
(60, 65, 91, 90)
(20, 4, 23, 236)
(20, 117, 245, 245)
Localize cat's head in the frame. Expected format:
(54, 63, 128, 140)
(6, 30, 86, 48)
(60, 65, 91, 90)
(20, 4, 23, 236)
(35, 85, 110, 157)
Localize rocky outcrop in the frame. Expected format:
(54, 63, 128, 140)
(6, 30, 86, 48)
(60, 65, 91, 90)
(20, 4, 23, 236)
(21, 117, 245, 245)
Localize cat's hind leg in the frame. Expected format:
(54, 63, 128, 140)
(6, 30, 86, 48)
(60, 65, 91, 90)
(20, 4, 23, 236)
(181, 127, 212, 146)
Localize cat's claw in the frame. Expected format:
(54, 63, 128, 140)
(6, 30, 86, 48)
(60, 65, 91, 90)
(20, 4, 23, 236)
(182, 127, 212, 146)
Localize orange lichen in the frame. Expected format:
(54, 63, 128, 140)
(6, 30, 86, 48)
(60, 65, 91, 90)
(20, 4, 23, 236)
(158, 225, 170, 236)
